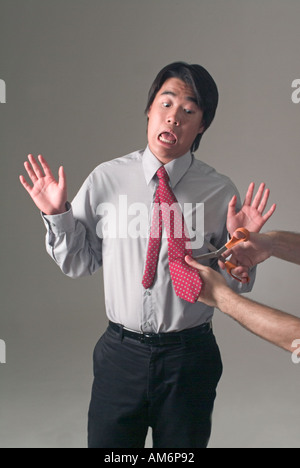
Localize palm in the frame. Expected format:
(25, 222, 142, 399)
(227, 182, 276, 236)
(228, 205, 267, 234)
(30, 175, 64, 210)
(19, 154, 67, 215)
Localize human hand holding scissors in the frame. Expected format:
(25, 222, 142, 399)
(194, 227, 250, 283)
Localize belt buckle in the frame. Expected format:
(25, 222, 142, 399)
(140, 333, 156, 345)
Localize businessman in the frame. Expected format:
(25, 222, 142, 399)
(19, 62, 275, 448)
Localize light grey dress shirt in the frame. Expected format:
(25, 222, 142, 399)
(42, 146, 255, 333)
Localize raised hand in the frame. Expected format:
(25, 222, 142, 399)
(227, 182, 276, 236)
(19, 154, 67, 215)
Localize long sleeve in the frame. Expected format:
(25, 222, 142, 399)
(42, 183, 103, 278)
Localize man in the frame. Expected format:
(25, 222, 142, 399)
(186, 231, 300, 352)
(19, 62, 275, 448)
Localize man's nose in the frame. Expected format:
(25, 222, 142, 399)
(167, 109, 181, 126)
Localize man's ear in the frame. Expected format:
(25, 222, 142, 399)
(198, 120, 206, 135)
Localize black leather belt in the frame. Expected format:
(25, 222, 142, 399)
(109, 321, 212, 346)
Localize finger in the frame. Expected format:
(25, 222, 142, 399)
(58, 166, 67, 191)
(28, 153, 44, 179)
(243, 182, 255, 206)
(38, 154, 54, 178)
(241, 277, 250, 284)
(185, 255, 208, 273)
(185, 255, 200, 269)
(231, 265, 249, 276)
(230, 266, 250, 283)
(251, 183, 266, 209)
(262, 203, 277, 222)
(24, 159, 38, 184)
(222, 247, 234, 259)
(257, 187, 270, 213)
(227, 195, 238, 218)
(232, 229, 247, 240)
(19, 174, 32, 194)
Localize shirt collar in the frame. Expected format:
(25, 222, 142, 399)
(142, 145, 193, 188)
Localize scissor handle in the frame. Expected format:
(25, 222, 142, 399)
(225, 260, 250, 283)
(225, 227, 249, 250)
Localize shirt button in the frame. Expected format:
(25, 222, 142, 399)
(146, 290, 151, 296)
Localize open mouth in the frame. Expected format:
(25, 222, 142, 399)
(158, 132, 177, 145)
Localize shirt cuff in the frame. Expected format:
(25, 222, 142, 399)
(41, 202, 75, 235)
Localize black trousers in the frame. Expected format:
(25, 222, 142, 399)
(88, 323, 223, 448)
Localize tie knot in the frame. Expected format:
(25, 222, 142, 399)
(157, 166, 169, 181)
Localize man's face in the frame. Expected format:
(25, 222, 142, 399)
(147, 78, 205, 163)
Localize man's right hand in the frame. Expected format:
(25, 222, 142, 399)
(19, 154, 67, 215)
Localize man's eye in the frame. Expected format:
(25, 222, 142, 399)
(162, 102, 171, 107)
(184, 109, 193, 114)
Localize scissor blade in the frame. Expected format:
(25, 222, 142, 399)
(194, 251, 219, 260)
(204, 240, 218, 252)
(215, 245, 227, 256)
(194, 240, 223, 260)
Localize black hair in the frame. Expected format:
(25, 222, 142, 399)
(145, 62, 219, 152)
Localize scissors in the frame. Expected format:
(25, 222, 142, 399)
(194, 227, 250, 283)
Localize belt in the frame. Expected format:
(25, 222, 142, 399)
(108, 321, 212, 346)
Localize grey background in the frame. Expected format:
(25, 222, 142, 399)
(1, 0, 299, 448)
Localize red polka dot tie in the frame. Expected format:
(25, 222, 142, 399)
(142, 166, 203, 303)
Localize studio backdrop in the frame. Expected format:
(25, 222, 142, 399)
(1, 0, 299, 448)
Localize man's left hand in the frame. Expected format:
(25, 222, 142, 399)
(227, 182, 276, 237)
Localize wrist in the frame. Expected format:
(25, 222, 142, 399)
(264, 232, 276, 257)
(43, 202, 69, 216)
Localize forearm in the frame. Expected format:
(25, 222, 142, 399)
(216, 287, 300, 353)
(267, 231, 300, 265)
(42, 205, 102, 277)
